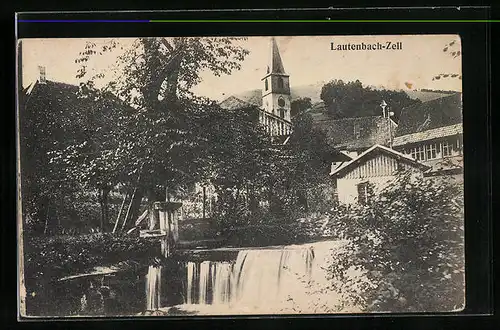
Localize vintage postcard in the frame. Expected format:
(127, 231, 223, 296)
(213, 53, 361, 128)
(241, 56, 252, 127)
(17, 35, 464, 317)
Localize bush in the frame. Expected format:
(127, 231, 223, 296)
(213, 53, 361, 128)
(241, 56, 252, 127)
(22, 233, 161, 293)
(324, 174, 465, 312)
(302, 174, 465, 312)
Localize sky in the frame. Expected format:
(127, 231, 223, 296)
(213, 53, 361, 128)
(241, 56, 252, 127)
(20, 35, 462, 101)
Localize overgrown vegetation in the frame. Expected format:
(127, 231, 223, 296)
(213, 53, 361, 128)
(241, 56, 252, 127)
(320, 79, 419, 121)
(290, 175, 464, 312)
(23, 233, 161, 290)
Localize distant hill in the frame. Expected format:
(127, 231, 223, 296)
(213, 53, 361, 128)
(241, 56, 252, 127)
(404, 90, 455, 102)
(232, 81, 327, 107)
(229, 82, 453, 107)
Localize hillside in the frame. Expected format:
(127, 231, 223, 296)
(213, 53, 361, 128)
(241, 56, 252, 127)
(230, 82, 453, 107)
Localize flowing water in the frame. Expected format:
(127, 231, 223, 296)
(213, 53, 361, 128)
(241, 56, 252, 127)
(145, 265, 162, 310)
(27, 240, 346, 316)
(162, 240, 346, 314)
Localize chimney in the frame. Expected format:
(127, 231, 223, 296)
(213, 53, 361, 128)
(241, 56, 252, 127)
(38, 66, 46, 84)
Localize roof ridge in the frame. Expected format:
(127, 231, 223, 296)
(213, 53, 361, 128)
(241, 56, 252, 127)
(314, 115, 384, 123)
(330, 144, 430, 177)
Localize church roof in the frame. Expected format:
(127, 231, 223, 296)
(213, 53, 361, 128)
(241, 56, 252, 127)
(396, 92, 462, 136)
(219, 95, 257, 110)
(267, 37, 287, 75)
(313, 116, 397, 151)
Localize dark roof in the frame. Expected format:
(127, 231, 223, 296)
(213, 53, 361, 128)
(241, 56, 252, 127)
(268, 38, 286, 75)
(21, 79, 134, 145)
(396, 93, 462, 136)
(23, 80, 93, 128)
(393, 123, 462, 146)
(313, 116, 396, 151)
(219, 95, 256, 110)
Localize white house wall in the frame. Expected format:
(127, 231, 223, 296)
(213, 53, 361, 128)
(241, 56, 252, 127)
(335, 153, 426, 204)
(337, 176, 396, 204)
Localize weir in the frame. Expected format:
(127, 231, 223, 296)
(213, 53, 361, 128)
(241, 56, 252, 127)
(143, 242, 328, 313)
(145, 265, 162, 310)
(139, 198, 338, 314)
(183, 246, 315, 307)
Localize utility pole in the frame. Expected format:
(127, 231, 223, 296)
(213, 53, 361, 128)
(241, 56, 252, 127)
(381, 100, 394, 148)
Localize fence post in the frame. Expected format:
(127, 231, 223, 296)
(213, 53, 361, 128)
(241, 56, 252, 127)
(153, 201, 183, 258)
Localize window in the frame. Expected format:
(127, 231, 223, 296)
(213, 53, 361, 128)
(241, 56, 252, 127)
(278, 97, 285, 107)
(280, 109, 285, 119)
(457, 138, 463, 154)
(265, 79, 269, 91)
(416, 145, 425, 161)
(442, 141, 452, 157)
(410, 148, 417, 160)
(425, 143, 438, 160)
(357, 182, 373, 205)
(278, 77, 284, 89)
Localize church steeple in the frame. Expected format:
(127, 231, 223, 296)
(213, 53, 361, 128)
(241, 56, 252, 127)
(261, 37, 291, 123)
(267, 37, 286, 75)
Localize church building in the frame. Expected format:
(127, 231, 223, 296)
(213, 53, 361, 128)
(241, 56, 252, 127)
(260, 37, 293, 136)
(220, 37, 293, 137)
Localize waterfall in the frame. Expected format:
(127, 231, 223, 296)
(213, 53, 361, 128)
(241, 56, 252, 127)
(186, 262, 195, 304)
(183, 245, 316, 309)
(198, 261, 211, 304)
(212, 262, 232, 305)
(145, 265, 162, 310)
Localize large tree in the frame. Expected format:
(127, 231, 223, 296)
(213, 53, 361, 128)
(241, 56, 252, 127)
(290, 97, 312, 119)
(275, 111, 338, 213)
(203, 106, 273, 228)
(66, 37, 250, 230)
(320, 79, 419, 121)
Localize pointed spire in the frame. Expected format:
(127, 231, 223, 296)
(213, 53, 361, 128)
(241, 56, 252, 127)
(268, 37, 286, 75)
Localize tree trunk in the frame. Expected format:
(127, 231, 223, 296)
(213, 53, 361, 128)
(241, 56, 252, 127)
(98, 187, 111, 232)
(122, 187, 144, 232)
(248, 185, 258, 214)
(113, 193, 129, 233)
(146, 188, 162, 230)
(43, 198, 51, 235)
(231, 187, 241, 226)
(202, 186, 206, 220)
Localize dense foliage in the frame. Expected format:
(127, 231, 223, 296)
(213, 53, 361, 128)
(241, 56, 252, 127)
(21, 37, 250, 235)
(294, 175, 464, 312)
(23, 233, 161, 290)
(290, 97, 312, 118)
(320, 79, 419, 121)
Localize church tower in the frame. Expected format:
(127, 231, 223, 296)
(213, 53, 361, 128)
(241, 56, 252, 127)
(261, 38, 292, 132)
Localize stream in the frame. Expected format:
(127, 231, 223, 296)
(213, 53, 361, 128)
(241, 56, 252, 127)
(25, 240, 349, 316)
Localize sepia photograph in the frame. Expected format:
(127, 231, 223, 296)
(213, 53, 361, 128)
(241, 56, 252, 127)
(17, 35, 464, 317)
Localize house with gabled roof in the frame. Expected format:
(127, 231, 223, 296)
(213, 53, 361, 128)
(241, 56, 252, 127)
(393, 93, 463, 177)
(330, 144, 430, 204)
